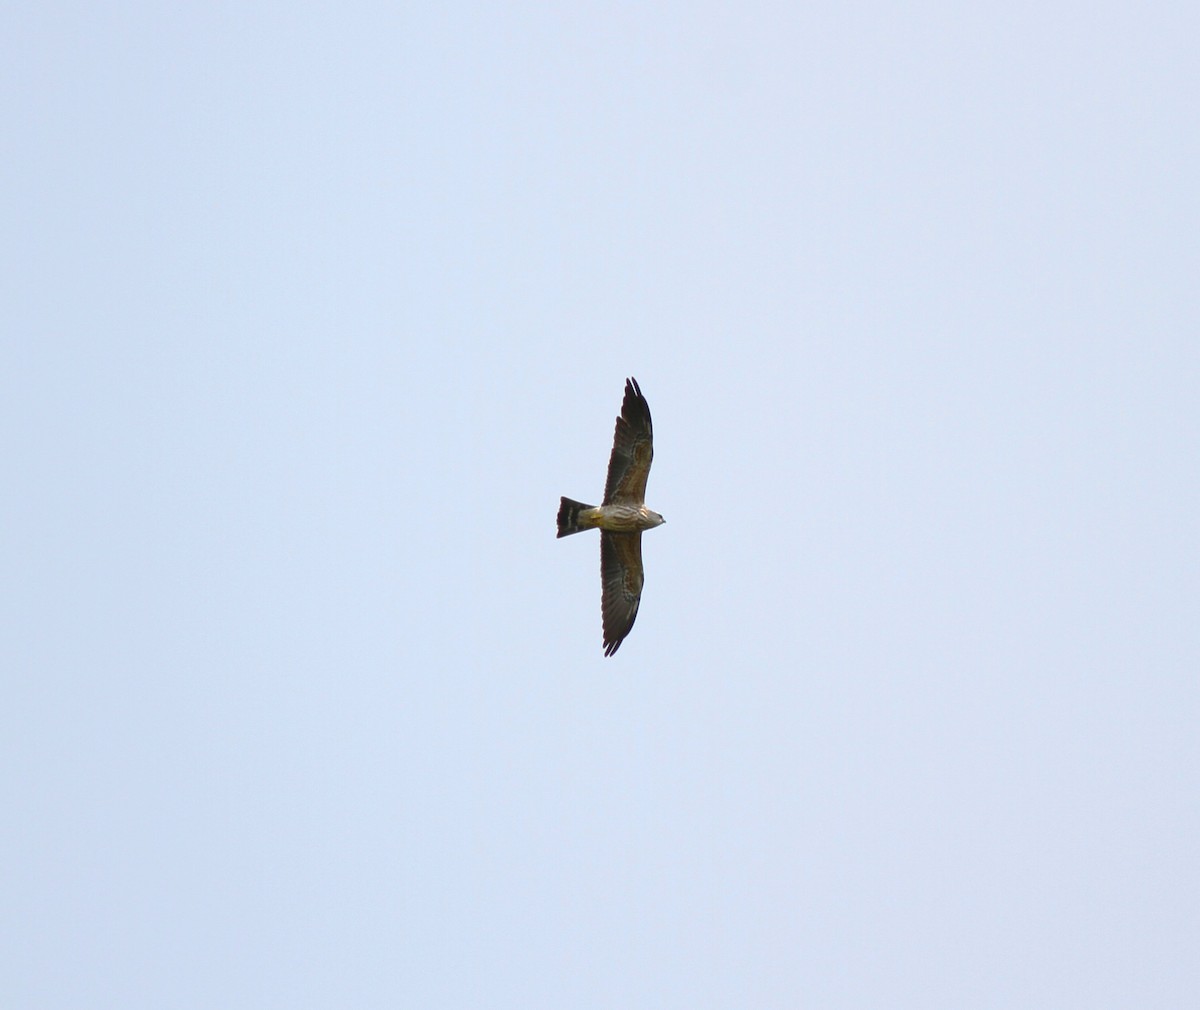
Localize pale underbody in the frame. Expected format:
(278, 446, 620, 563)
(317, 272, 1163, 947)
(579, 503, 665, 533)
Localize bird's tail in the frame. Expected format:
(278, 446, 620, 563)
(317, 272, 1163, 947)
(557, 497, 595, 538)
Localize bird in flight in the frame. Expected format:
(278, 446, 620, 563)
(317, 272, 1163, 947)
(557, 377, 665, 656)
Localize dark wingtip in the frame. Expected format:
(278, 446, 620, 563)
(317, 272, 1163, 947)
(621, 377, 651, 428)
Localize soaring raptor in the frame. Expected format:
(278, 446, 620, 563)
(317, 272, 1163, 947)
(557, 377, 665, 656)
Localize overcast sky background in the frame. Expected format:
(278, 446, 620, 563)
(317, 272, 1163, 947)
(3, 2, 1197, 1007)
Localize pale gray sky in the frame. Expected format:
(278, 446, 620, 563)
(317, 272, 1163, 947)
(3, 2, 1197, 1007)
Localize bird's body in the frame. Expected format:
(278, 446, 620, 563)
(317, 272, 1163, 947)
(557, 378, 664, 656)
(557, 501, 664, 535)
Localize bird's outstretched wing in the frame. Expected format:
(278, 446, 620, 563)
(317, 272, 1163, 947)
(600, 531, 643, 656)
(603, 377, 654, 505)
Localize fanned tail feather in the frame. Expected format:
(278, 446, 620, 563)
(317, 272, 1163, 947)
(557, 497, 594, 538)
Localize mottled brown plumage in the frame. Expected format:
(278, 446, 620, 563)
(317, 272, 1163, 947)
(604, 379, 654, 506)
(556, 378, 665, 656)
